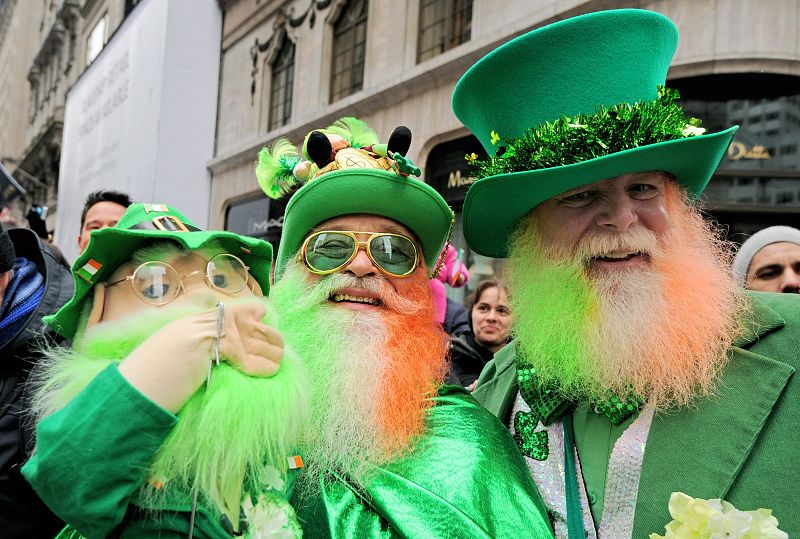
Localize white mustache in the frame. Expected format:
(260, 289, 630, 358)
(577, 227, 662, 263)
(292, 269, 423, 315)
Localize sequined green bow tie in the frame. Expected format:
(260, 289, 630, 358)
(513, 365, 644, 461)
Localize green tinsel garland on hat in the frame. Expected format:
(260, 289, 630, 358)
(469, 86, 706, 178)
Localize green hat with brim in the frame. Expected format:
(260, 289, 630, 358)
(274, 168, 454, 280)
(45, 203, 273, 340)
(452, 9, 738, 258)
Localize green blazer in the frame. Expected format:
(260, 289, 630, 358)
(473, 291, 800, 537)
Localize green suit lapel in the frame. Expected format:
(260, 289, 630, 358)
(632, 300, 793, 536)
(472, 342, 519, 423)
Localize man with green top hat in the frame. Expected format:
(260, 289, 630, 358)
(22, 203, 310, 537)
(257, 117, 552, 537)
(453, 8, 797, 539)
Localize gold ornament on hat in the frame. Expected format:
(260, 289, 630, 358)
(315, 147, 395, 177)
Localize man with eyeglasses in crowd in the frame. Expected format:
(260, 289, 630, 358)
(258, 117, 551, 537)
(23, 203, 309, 537)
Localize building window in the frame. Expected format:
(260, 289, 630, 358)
(330, 0, 368, 103)
(268, 36, 295, 131)
(86, 14, 108, 65)
(417, 0, 473, 63)
(225, 193, 289, 256)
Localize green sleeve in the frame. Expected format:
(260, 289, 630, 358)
(472, 343, 520, 423)
(23, 364, 177, 538)
(295, 386, 553, 538)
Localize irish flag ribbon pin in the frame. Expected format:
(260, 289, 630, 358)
(144, 203, 169, 213)
(77, 259, 102, 282)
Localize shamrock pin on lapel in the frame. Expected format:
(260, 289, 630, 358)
(513, 411, 549, 461)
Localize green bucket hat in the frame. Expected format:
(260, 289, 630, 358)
(45, 203, 273, 340)
(452, 9, 738, 258)
(256, 117, 454, 280)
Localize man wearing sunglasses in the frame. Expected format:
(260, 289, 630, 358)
(258, 117, 552, 537)
(22, 203, 310, 537)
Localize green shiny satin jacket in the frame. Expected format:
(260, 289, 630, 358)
(292, 385, 554, 538)
(24, 366, 553, 538)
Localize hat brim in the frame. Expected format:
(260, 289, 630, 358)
(45, 228, 273, 340)
(463, 126, 738, 258)
(274, 169, 454, 280)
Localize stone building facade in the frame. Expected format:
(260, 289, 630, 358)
(0, 0, 137, 230)
(3, 0, 799, 277)
(212, 0, 800, 287)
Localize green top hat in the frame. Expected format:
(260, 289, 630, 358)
(45, 203, 273, 340)
(256, 118, 454, 280)
(452, 9, 738, 258)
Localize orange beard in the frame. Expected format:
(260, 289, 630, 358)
(508, 182, 749, 409)
(270, 261, 448, 486)
(378, 274, 449, 455)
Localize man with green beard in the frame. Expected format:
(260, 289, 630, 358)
(257, 117, 553, 537)
(22, 203, 309, 537)
(452, 9, 799, 539)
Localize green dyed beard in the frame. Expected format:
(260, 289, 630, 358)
(30, 294, 310, 517)
(271, 261, 398, 489)
(505, 234, 598, 400)
(505, 210, 744, 409)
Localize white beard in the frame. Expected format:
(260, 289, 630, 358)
(271, 262, 398, 487)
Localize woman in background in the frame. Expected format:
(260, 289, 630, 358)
(447, 279, 513, 387)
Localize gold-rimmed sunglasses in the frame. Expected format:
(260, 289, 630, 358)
(106, 253, 254, 305)
(299, 230, 419, 277)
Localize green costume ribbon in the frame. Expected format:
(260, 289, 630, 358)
(471, 86, 704, 180)
(513, 365, 644, 461)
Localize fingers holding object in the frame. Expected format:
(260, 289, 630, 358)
(218, 301, 285, 377)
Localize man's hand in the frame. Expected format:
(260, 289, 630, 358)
(118, 301, 284, 413)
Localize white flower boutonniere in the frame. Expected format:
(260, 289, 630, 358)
(650, 492, 787, 539)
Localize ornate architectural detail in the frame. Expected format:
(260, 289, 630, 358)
(26, 0, 80, 120)
(249, 0, 331, 105)
(285, 0, 332, 29)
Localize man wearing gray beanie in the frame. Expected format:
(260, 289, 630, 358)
(732, 226, 800, 294)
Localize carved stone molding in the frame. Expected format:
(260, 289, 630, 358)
(248, 0, 329, 106)
(284, 0, 332, 29)
(28, 0, 80, 78)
